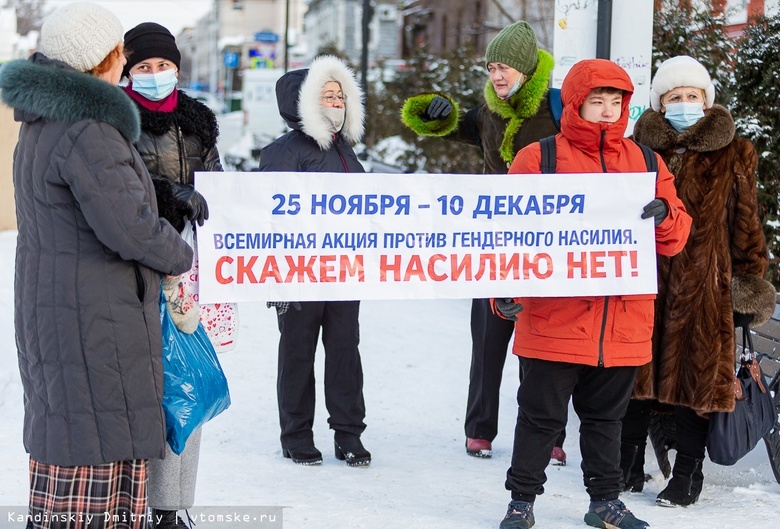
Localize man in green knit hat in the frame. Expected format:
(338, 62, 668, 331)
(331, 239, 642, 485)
(401, 20, 564, 463)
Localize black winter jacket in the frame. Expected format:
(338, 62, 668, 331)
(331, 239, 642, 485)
(132, 90, 222, 231)
(401, 50, 559, 174)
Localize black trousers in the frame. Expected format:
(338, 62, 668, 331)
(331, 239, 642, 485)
(464, 298, 517, 441)
(673, 406, 708, 459)
(465, 299, 565, 447)
(622, 399, 708, 459)
(622, 399, 652, 445)
(276, 301, 366, 449)
(506, 358, 638, 501)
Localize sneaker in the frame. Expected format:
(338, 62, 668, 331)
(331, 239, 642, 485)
(550, 446, 567, 466)
(584, 499, 649, 529)
(466, 437, 492, 458)
(499, 500, 535, 529)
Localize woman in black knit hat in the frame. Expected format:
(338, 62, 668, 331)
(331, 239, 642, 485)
(122, 21, 229, 529)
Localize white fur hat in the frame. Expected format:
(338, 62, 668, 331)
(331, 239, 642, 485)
(39, 2, 123, 72)
(650, 55, 715, 111)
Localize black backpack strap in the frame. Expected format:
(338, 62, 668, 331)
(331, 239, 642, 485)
(633, 140, 658, 174)
(547, 88, 562, 131)
(539, 135, 557, 174)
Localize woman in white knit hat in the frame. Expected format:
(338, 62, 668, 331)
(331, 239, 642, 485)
(0, 3, 193, 527)
(619, 55, 775, 507)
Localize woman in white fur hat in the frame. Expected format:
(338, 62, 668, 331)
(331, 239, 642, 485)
(0, 2, 193, 527)
(620, 55, 775, 507)
(258, 55, 371, 467)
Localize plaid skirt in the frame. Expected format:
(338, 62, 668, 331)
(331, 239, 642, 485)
(27, 458, 149, 529)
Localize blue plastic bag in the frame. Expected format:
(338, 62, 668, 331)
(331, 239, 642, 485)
(160, 290, 231, 454)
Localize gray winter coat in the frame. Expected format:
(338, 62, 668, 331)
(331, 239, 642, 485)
(0, 54, 193, 466)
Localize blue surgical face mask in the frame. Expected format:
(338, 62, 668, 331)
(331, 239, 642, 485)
(664, 102, 705, 132)
(131, 69, 178, 101)
(501, 72, 527, 100)
(504, 79, 522, 100)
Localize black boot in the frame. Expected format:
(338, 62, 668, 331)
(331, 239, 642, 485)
(656, 454, 704, 507)
(151, 509, 189, 529)
(282, 445, 323, 465)
(334, 431, 371, 466)
(620, 441, 647, 493)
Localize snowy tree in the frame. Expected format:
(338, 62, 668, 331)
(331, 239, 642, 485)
(652, 0, 733, 104)
(729, 12, 780, 287)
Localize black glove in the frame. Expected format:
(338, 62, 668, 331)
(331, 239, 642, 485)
(641, 198, 668, 227)
(495, 298, 523, 321)
(422, 96, 453, 122)
(173, 183, 209, 227)
(733, 312, 754, 329)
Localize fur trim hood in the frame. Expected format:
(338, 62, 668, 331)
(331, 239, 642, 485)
(275, 55, 364, 150)
(0, 53, 140, 142)
(133, 90, 219, 149)
(633, 104, 735, 154)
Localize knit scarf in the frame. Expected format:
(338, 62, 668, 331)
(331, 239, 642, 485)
(123, 83, 179, 112)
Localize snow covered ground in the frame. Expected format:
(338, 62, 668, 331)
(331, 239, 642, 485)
(0, 227, 779, 528)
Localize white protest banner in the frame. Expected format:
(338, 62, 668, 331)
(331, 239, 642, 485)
(195, 172, 657, 303)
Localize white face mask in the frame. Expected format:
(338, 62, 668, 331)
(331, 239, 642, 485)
(664, 102, 705, 132)
(131, 69, 178, 101)
(322, 107, 346, 133)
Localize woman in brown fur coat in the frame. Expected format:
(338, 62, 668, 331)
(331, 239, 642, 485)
(620, 56, 776, 507)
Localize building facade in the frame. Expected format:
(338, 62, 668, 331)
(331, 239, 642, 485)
(656, 0, 779, 36)
(178, 0, 307, 94)
(400, 0, 555, 59)
(302, 0, 400, 64)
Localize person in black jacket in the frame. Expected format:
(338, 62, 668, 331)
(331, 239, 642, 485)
(121, 22, 223, 529)
(259, 55, 370, 467)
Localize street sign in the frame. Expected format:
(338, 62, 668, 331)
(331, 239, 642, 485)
(254, 30, 279, 43)
(223, 51, 240, 69)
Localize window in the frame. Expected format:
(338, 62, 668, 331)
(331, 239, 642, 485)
(726, 0, 748, 24)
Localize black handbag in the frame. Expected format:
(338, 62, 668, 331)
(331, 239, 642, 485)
(707, 326, 775, 465)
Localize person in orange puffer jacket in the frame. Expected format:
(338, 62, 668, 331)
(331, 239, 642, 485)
(495, 59, 692, 529)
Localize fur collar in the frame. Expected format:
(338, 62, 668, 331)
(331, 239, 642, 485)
(633, 104, 735, 153)
(0, 54, 140, 142)
(483, 49, 555, 163)
(133, 90, 219, 149)
(298, 55, 365, 150)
